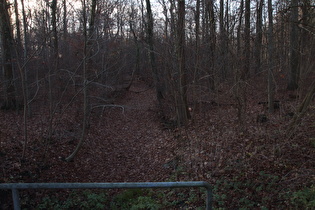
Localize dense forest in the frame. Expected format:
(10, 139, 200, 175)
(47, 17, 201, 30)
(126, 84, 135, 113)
(0, 0, 314, 209)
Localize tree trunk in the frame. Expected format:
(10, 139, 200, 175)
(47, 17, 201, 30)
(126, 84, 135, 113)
(0, 0, 16, 110)
(254, 0, 264, 73)
(14, 0, 22, 53)
(243, 0, 251, 79)
(21, 0, 29, 116)
(129, 16, 140, 78)
(191, 0, 200, 117)
(299, 0, 311, 85)
(237, 0, 244, 55)
(63, 0, 68, 38)
(20, 0, 30, 159)
(47, 0, 59, 146)
(145, 0, 164, 104)
(225, 0, 229, 77)
(66, 0, 91, 162)
(288, 81, 315, 136)
(51, 0, 58, 60)
(267, 0, 275, 113)
(195, 0, 200, 49)
(287, 0, 299, 90)
(160, 0, 169, 40)
(208, 0, 216, 90)
(62, 0, 69, 62)
(219, 0, 226, 79)
(169, 0, 176, 39)
(176, 0, 190, 125)
(235, 0, 247, 128)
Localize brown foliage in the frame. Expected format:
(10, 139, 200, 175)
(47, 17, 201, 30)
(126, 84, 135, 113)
(0, 77, 314, 208)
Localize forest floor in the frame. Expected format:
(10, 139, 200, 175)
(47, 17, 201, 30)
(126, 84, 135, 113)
(0, 74, 314, 209)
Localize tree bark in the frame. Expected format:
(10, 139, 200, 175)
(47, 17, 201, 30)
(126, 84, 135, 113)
(129, 13, 140, 78)
(62, 0, 69, 61)
(219, 0, 226, 79)
(21, 0, 29, 115)
(208, 0, 216, 90)
(267, 0, 275, 113)
(63, 0, 68, 38)
(195, 0, 200, 49)
(235, 0, 246, 128)
(145, 0, 164, 104)
(160, 0, 169, 39)
(287, 0, 299, 90)
(176, 0, 190, 125)
(51, 0, 58, 59)
(243, 0, 251, 79)
(0, 0, 16, 109)
(237, 0, 244, 55)
(169, 0, 176, 39)
(225, 0, 229, 77)
(14, 0, 22, 53)
(20, 0, 30, 159)
(46, 0, 59, 148)
(66, 0, 90, 162)
(287, 81, 315, 137)
(254, 0, 264, 73)
(299, 0, 311, 83)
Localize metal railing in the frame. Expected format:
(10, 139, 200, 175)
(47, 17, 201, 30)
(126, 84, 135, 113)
(0, 181, 212, 210)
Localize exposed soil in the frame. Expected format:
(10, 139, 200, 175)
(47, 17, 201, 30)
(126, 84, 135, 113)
(0, 75, 314, 209)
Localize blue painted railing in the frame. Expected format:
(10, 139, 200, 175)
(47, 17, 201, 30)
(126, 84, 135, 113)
(0, 181, 212, 210)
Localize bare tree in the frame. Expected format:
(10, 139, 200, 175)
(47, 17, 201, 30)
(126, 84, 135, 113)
(219, 0, 226, 78)
(62, 0, 69, 60)
(244, 0, 251, 78)
(66, 0, 96, 162)
(288, 81, 315, 135)
(267, 0, 275, 113)
(13, 0, 22, 52)
(0, 0, 16, 110)
(299, 0, 313, 88)
(47, 0, 59, 142)
(63, 0, 68, 38)
(129, 4, 140, 77)
(145, 0, 164, 105)
(17, 0, 29, 159)
(207, 0, 216, 90)
(20, 0, 30, 116)
(224, 0, 230, 77)
(237, 0, 244, 55)
(254, 0, 264, 73)
(287, 0, 299, 90)
(276, 0, 288, 73)
(175, 0, 190, 125)
(195, 0, 200, 68)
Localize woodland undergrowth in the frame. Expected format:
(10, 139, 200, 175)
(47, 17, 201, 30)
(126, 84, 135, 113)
(0, 75, 314, 209)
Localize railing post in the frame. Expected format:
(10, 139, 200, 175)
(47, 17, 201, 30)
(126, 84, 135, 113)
(206, 187, 212, 210)
(12, 188, 21, 210)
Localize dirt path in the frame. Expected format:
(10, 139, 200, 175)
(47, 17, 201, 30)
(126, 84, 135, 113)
(40, 82, 175, 183)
